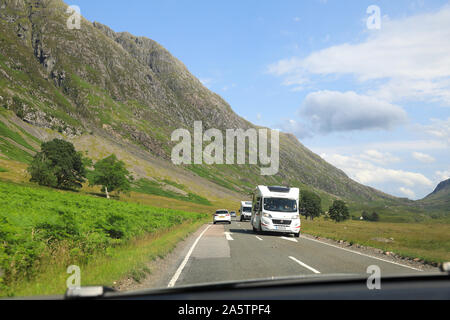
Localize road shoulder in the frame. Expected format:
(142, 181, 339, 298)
(114, 223, 212, 292)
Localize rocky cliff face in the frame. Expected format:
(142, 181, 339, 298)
(430, 179, 450, 196)
(0, 0, 396, 201)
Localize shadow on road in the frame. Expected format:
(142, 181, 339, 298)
(229, 228, 296, 238)
(229, 228, 251, 235)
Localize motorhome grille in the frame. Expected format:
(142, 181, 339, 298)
(272, 219, 292, 225)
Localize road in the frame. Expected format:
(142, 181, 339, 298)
(167, 219, 429, 288)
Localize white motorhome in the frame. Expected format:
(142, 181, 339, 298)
(251, 186, 301, 237)
(239, 201, 253, 221)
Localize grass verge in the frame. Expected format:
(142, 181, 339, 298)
(8, 219, 208, 297)
(302, 217, 450, 264)
(0, 179, 208, 297)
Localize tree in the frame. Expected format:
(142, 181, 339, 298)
(300, 190, 322, 220)
(89, 154, 133, 199)
(361, 211, 380, 222)
(362, 211, 370, 221)
(371, 212, 380, 222)
(329, 200, 350, 223)
(28, 139, 86, 189)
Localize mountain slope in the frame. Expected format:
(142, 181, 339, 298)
(417, 179, 450, 213)
(0, 0, 410, 207)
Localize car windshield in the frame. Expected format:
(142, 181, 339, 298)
(263, 198, 297, 213)
(0, 0, 446, 301)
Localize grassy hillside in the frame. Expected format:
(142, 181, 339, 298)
(0, 0, 408, 206)
(416, 179, 450, 215)
(0, 179, 207, 296)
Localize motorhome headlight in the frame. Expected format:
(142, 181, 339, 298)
(263, 213, 272, 218)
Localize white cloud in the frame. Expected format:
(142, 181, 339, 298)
(360, 149, 401, 165)
(412, 152, 435, 163)
(300, 91, 407, 133)
(281, 76, 309, 91)
(435, 170, 450, 182)
(416, 117, 450, 145)
(321, 153, 433, 188)
(399, 187, 416, 199)
(311, 140, 447, 163)
(200, 78, 213, 88)
(268, 6, 450, 105)
(278, 119, 312, 139)
(365, 139, 447, 152)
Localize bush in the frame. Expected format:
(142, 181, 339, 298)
(362, 211, 380, 222)
(329, 200, 350, 222)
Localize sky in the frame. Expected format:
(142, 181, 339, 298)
(70, 0, 450, 200)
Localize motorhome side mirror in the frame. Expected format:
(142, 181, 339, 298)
(238, 209, 240, 213)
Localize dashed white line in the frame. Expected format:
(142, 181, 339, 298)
(225, 232, 234, 241)
(281, 236, 298, 243)
(289, 256, 321, 274)
(256, 236, 263, 241)
(301, 235, 423, 272)
(168, 225, 211, 288)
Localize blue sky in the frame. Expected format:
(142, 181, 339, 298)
(70, 0, 450, 199)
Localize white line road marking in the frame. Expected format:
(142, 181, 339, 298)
(289, 256, 321, 274)
(168, 225, 211, 288)
(301, 235, 423, 272)
(225, 232, 234, 241)
(281, 236, 298, 243)
(256, 236, 263, 241)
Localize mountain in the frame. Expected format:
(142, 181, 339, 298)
(417, 179, 450, 213)
(427, 179, 450, 198)
(0, 0, 422, 211)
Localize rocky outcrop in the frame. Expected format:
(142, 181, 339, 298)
(0, 0, 400, 202)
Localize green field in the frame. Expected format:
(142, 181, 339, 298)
(302, 217, 450, 264)
(0, 179, 207, 297)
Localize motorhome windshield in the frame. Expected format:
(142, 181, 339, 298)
(242, 207, 252, 212)
(263, 198, 297, 213)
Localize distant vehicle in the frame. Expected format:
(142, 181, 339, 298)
(251, 186, 301, 237)
(213, 209, 231, 224)
(230, 211, 237, 218)
(239, 201, 252, 221)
